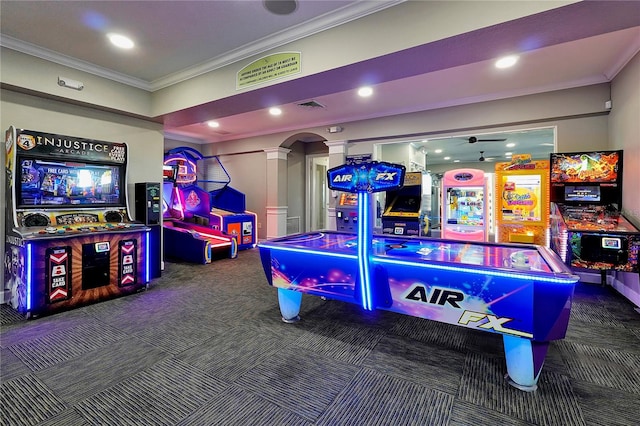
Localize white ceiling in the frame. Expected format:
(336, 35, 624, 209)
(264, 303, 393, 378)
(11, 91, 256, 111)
(1, 0, 639, 165)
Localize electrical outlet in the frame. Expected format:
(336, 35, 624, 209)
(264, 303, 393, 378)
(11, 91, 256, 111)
(258, 222, 262, 229)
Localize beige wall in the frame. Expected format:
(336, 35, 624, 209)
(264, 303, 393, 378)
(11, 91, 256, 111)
(204, 151, 268, 235)
(608, 51, 640, 305)
(287, 142, 306, 233)
(1, 48, 153, 117)
(610, 52, 640, 224)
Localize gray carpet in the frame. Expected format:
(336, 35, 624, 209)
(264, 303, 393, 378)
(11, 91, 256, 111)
(1, 248, 639, 426)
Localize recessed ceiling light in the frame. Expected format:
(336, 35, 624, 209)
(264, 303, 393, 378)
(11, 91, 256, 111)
(269, 107, 282, 116)
(453, 160, 460, 163)
(358, 86, 373, 97)
(107, 33, 134, 49)
(506, 143, 515, 147)
(505, 152, 513, 157)
(207, 121, 220, 128)
(495, 55, 518, 69)
(435, 149, 442, 154)
(444, 156, 451, 160)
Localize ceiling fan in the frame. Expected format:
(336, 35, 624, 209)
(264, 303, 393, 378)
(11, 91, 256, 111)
(468, 136, 507, 143)
(479, 151, 486, 161)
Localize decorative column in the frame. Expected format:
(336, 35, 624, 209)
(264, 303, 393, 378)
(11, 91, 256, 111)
(324, 140, 348, 231)
(264, 147, 291, 239)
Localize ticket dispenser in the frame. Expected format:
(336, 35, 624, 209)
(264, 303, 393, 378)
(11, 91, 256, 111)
(336, 193, 359, 232)
(135, 182, 162, 278)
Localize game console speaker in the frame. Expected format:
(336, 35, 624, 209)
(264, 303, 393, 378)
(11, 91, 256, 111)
(23, 213, 50, 227)
(105, 211, 124, 223)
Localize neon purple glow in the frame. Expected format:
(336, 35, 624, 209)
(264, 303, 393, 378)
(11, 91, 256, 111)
(145, 232, 150, 283)
(357, 192, 373, 310)
(173, 187, 185, 220)
(26, 243, 32, 311)
(374, 257, 575, 284)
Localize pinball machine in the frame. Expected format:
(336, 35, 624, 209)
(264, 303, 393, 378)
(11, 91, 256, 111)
(548, 150, 640, 284)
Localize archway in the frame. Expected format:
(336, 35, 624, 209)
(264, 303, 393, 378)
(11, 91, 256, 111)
(280, 133, 327, 233)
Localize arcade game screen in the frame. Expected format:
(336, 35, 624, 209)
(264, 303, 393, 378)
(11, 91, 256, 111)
(18, 158, 123, 208)
(339, 193, 358, 206)
(550, 151, 620, 183)
(564, 185, 601, 203)
(163, 165, 178, 182)
(388, 195, 421, 213)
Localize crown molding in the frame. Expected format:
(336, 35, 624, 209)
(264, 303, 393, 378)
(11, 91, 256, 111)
(163, 131, 207, 145)
(0, 35, 152, 91)
(1, 1, 403, 93)
(604, 39, 640, 80)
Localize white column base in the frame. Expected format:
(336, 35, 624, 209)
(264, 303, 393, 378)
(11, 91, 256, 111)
(266, 206, 288, 239)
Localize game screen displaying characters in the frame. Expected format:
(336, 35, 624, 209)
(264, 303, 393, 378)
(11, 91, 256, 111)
(550, 151, 620, 183)
(499, 175, 542, 222)
(18, 158, 122, 207)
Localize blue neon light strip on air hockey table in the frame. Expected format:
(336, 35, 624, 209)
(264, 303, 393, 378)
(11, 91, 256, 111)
(258, 161, 579, 392)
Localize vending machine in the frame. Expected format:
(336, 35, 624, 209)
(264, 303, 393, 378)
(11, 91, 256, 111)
(494, 155, 550, 245)
(441, 168, 488, 242)
(548, 150, 640, 283)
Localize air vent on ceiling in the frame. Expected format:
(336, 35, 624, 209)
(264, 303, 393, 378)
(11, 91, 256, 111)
(297, 100, 326, 109)
(210, 129, 232, 135)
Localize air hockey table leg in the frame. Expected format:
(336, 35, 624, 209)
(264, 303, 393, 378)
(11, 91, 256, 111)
(503, 335, 550, 392)
(278, 288, 302, 323)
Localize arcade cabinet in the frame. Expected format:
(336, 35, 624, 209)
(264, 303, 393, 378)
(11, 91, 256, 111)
(3, 126, 151, 318)
(164, 147, 256, 251)
(494, 155, 550, 245)
(382, 172, 425, 236)
(442, 168, 488, 242)
(162, 150, 237, 264)
(336, 193, 359, 232)
(548, 150, 640, 284)
(135, 182, 162, 278)
(203, 155, 257, 250)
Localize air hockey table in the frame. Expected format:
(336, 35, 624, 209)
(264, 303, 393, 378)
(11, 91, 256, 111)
(259, 231, 579, 391)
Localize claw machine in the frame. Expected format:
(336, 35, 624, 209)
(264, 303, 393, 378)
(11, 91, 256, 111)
(441, 168, 488, 241)
(495, 155, 550, 245)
